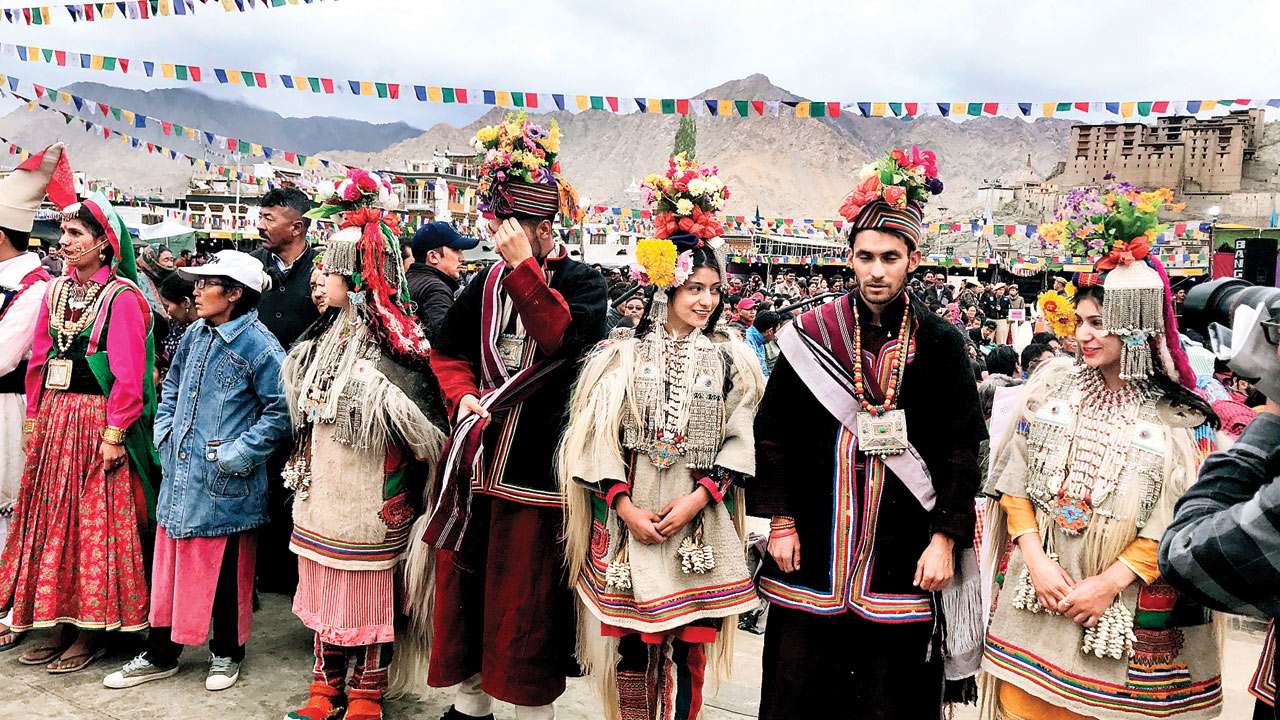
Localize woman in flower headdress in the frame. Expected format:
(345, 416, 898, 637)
(280, 170, 447, 720)
(980, 184, 1224, 720)
(559, 155, 763, 720)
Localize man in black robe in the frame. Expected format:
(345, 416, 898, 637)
(752, 195, 986, 719)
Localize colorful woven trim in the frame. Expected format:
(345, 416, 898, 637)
(1250, 623, 1276, 706)
(984, 633, 1222, 715)
(289, 524, 411, 564)
(501, 179, 561, 218)
(758, 371, 931, 624)
(849, 200, 925, 248)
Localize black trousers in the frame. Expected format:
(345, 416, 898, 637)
(759, 604, 943, 720)
(256, 443, 298, 595)
(144, 535, 245, 665)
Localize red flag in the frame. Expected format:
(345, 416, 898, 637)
(387, 83, 400, 100)
(138, 1, 149, 18)
(984, 102, 999, 115)
(827, 101, 841, 117)
(320, 78, 334, 94)
(161, 120, 172, 135)
(189, 66, 201, 82)
(606, 96, 619, 112)
(1152, 100, 1170, 113)
(21, 8, 31, 24)
(904, 102, 918, 116)
(751, 100, 764, 115)
(146, 143, 154, 153)
(253, 72, 266, 88)
(54, 50, 66, 66)
(227, 137, 237, 151)
(525, 92, 538, 109)
(84, 4, 94, 20)
(119, 58, 130, 73)
(1074, 101, 1090, 113)
(675, 99, 689, 115)
(97, 102, 109, 115)
(455, 88, 468, 103)
(32, 84, 45, 99)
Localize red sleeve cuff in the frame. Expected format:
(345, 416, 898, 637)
(604, 480, 630, 509)
(500, 257, 571, 354)
(693, 470, 730, 504)
(429, 349, 480, 418)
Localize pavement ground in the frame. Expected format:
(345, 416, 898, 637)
(0, 593, 1265, 719)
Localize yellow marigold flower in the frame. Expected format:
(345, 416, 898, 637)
(1038, 290, 1077, 338)
(636, 238, 677, 288)
(544, 120, 562, 154)
(474, 126, 499, 145)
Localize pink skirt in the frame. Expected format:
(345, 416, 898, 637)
(149, 526, 255, 647)
(293, 557, 395, 647)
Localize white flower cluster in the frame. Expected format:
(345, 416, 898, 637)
(678, 536, 715, 574)
(605, 559, 632, 591)
(1082, 601, 1137, 660)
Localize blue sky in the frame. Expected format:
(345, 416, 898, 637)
(0, 0, 1270, 129)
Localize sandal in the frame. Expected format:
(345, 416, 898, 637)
(0, 625, 24, 652)
(46, 646, 106, 674)
(18, 641, 68, 665)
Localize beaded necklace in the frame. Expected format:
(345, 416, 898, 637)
(48, 276, 106, 357)
(848, 293, 913, 415)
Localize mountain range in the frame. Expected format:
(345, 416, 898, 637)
(0, 75, 1081, 215)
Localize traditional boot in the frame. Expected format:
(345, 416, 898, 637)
(286, 681, 346, 720)
(344, 687, 383, 720)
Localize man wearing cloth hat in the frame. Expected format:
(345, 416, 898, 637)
(0, 144, 72, 651)
(752, 147, 986, 718)
(406, 221, 477, 342)
(0, 183, 162, 673)
(424, 113, 606, 720)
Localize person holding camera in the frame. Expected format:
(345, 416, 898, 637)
(982, 191, 1223, 720)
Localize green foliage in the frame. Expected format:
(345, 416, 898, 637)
(673, 116, 697, 159)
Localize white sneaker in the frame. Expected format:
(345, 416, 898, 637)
(103, 653, 179, 689)
(206, 654, 240, 691)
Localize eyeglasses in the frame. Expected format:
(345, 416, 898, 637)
(194, 278, 228, 290)
(1261, 318, 1280, 345)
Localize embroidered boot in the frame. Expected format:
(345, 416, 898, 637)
(286, 681, 346, 720)
(344, 687, 383, 720)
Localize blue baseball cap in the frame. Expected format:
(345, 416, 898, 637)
(412, 221, 479, 256)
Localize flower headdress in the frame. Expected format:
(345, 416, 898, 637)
(838, 146, 943, 250)
(839, 146, 943, 222)
(1040, 182, 1193, 386)
(1037, 289, 1077, 338)
(473, 111, 583, 224)
(630, 154, 728, 290)
(305, 170, 428, 363)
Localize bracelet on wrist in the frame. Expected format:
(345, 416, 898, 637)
(101, 425, 126, 445)
(769, 528, 797, 539)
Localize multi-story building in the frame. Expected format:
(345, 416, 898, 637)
(383, 151, 482, 234)
(1060, 108, 1264, 193)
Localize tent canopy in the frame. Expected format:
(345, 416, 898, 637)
(140, 219, 197, 254)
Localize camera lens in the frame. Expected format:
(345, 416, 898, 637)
(1183, 278, 1280, 334)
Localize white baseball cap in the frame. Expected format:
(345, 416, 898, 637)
(178, 250, 271, 293)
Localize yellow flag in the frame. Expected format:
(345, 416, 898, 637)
(27, 46, 40, 62)
(250, 143, 263, 156)
(161, 64, 175, 79)
(495, 90, 512, 107)
(575, 95, 590, 111)
(717, 99, 732, 116)
(122, 110, 135, 125)
(59, 91, 71, 103)
(102, 2, 115, 17)
(951, 102, 966, 116)
(795, 102, 810, 118)
(90, 55, 104, 70)
(871, 102, 888, 117)
(221, 0, 235, 10)
(1200, 99, 1217, 111)
(40, 7, 49, 23)
(1042, 102, 1056, 117)
(360, 81, 374, 96)
(293, 76, 308, 92)
(227, 70, 242, 85)
(427, 86, 443, 103)
(647, 98, 662, 114)
(1120, 101, 1136, 118)
(159, 0, 170, 16)
(185, 127, 197, 140)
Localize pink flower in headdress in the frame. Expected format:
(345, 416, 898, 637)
(672, 250, 694, 286)
(340, 181, 361, 202)
(882, 185, 906, 207)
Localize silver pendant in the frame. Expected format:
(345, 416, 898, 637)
(857, 409, 909, 456)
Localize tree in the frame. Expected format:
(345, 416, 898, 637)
(673, 115, 696, 158)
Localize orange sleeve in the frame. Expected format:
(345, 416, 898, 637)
(999, 494, 1039, 540)
(1118, 538, 1160, 584)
